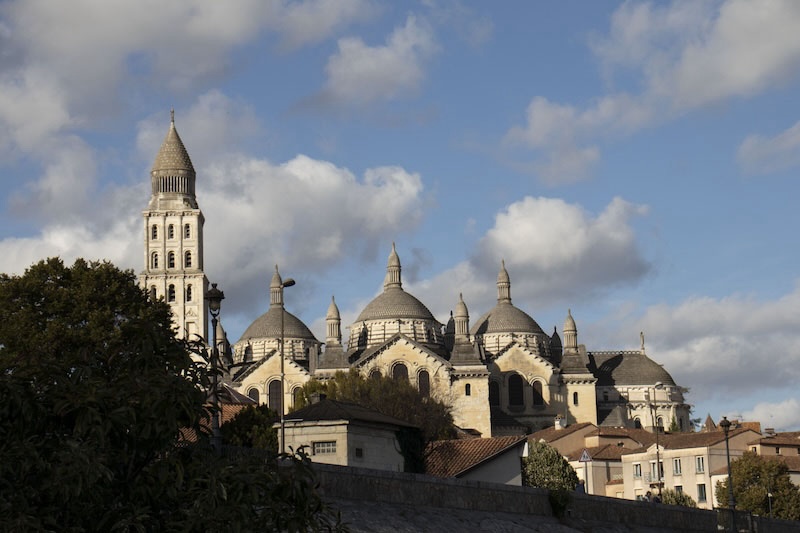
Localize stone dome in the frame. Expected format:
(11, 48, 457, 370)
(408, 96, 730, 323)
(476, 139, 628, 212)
(470, 302, 546, 336)
(238, 307, 318, 343)
(592, 352, 677, 387)
(356, 287, 437, 322)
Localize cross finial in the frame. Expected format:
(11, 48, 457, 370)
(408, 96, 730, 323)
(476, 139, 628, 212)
(170, 108, 175, 123)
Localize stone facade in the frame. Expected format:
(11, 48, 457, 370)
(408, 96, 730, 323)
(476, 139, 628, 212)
(140, 115, 691, 438)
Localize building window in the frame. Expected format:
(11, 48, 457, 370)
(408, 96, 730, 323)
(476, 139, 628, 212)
(675, 485, 683, 494)
(695, 456, 705, 473)
(465, 383, 471, 396)
(247, 388, 259, 403)
(184, 251, 192, 268)
(573, 391, 579, 406)
(651, 461, 663, 481)
(603, 390, 609, 401)
(369, 369, 381, 380)
(657, 416, 664, 430)
(393, 362, 408, 381)
(168, 251, 175, 268)
(673, 458, 682, 476)
(418, 370, 430, 397)
(167, 284, 175, 302)
(355, 447, 364, 458)
(697, 483, 707, 503)
(268, 380, 282, 413)
(151, 252, 159, 269)
(293, 387, 303, 408)
(168, 224, 175, 239)
(244, 345, 253, 362)
(634, 418, 642, 429)
(489, 381, 500, 406)
(186, 284, 192, 302)
(313, 441, 336, 455)
(532, 381, 544, 406)
(149, 286, 157, 300)
(508, 374, 524, 406)
(776, 447, 781, 455)
(633, 463, 642, 478)
(151, 225, 158, 239)
(184, 223, 191, 238)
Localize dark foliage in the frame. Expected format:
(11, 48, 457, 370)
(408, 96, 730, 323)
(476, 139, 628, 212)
(715, 451, 800, 520)
(221, 404, 278, 451)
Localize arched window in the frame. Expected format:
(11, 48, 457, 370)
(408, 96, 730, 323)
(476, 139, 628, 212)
(418, 370, 430, 397)
(186, 284, 192, 302)
(168, 224, 175, 239)
(268, 380, 282, 413)
(657, 416, 664, 429)
(244, 345, 253, 363)
(573, 391, 579, 406)
(149, 286, 157, 300)
(293, 388, 303, 408)
(369, 369, 381, 380)
(248, 388, 259, 403)
(184, 251, 192, 268)
(508, 374, 524, 406)
(184, 224, 191, 238)
(465, 383, 471, 396)
(489, 381, 500, 406)
(533, 381, 544, 406)
(151, 252, 159, 269)
(151, 225, 158, 240)
(634, 418, 642, 429)
(167, 284, 176, 302)
(393, 363, 408, 381)
(168, 252, 175, 268)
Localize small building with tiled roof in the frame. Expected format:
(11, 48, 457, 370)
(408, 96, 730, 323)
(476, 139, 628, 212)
(748, 430, 800, 457)
(279, 398, 417, 472)
(425, 435, 528, 485)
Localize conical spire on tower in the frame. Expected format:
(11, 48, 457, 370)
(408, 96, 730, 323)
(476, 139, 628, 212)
(149, 110, 197, 208)
(563, 309, 578, 353)
(270, 265, 284, 307)
(383, 242, 402, 290)
(326, 295, 342, 346)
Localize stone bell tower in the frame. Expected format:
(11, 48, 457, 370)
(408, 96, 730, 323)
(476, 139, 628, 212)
(139, 111, 208, 341)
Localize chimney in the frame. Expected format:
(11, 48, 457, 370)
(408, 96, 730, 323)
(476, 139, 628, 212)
(310, 392, 327, 404)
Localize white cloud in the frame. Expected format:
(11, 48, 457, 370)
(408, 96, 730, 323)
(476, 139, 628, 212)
(508, 0, 800, 183)
(737, 120, 800, 174)
(741, 398, 800, 432)
(322, 15, 438, 104)
(629, 283, 800, 398)
(275, 0, 377, 50)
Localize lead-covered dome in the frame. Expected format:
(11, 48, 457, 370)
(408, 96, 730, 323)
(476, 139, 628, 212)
(470, 260, 545, 336)
(356, 287, 437, 322)
(238, 307, 317, 342)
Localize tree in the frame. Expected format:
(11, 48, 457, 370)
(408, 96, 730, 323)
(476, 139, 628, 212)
(660, 488, 697, 507)
(0, 258, 345, 531)
(668, 416, 680, 433)
(522, 441, 579, 491)
(296, 369, 457, 444)
(221, 404, 278, 451)
(714, 451, 800, 520)
(296, 369, 456, 472)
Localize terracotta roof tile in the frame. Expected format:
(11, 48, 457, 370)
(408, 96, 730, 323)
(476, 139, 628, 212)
(425, 435, 527, 478)
(528, 422, 595, 444)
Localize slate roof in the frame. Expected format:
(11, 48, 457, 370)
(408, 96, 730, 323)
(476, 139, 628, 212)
(425, 435, 527, 478)
(355, 286, 439, 322)
(470, 302, 546, 336)
(749, 431, 800, 446)
(285, 399, 416, 429)
(238, 306, 318, 343)
(588, 351, 676, 386)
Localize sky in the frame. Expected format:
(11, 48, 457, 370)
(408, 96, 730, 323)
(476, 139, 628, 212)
(2, 0, 800, 431)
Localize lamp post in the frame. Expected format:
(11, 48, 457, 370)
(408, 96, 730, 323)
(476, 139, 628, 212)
(648, 381, 664, 498)
(205, 282, 225, 454)
(278, 272, 295, 455)
(720, 416, 736, 533)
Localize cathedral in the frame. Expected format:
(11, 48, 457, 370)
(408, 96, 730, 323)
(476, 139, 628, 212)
(140, 115, 691, 437)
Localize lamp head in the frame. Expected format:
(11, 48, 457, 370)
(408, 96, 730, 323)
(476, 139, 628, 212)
(205, 283, 225, 316)
(719, 416, 731, 435)
(282, 278, 296, 288)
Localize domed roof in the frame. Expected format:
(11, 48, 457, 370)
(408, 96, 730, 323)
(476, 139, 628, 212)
(326, 296, 340, 320)
(591, 352, 677, 387)
(470, 302, 546, 336)
(151, 111, 195, 176)
(563, 309, 576, 332)
(454, 293, 468, 319)
(356, 287, 437, 322)
(354, 244, 438, 324)
(470, 260, 545, 336)
(238, 307, 318, 343)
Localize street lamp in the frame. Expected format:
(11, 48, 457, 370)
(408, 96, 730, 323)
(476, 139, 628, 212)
(719, 416, 736, 533)
(648, 381, 664, 498)
(278, 270, 295, 455)
(205, 282, 225, 454)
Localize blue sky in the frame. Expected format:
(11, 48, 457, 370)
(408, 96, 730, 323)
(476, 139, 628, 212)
(2, 0, 800, 430)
